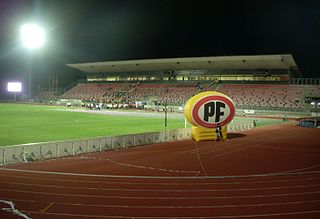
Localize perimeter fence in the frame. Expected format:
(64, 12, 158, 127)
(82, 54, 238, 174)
(0, 121, 253, 165)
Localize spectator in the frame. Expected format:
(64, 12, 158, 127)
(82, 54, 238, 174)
(253, 120, 257, 127)
(216, 125, 222, 141)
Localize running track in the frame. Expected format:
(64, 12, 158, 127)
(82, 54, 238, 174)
(1, 123, 320, 218)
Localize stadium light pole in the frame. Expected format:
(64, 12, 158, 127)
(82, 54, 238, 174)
(20, 23, 45, 99)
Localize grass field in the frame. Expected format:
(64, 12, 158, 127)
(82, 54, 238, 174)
(0, 103, 286, 146)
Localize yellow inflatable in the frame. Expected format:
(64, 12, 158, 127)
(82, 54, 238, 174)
(184, 91, 235, 141)
(191, 125, 228, 141)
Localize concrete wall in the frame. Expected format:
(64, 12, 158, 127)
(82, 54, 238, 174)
(0, 122, 253, 165)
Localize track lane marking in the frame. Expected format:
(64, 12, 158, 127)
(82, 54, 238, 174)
(1, 188, 320, 199)
(40, 202, 54, 212)
(194, 141, 208, 176)
(0, 172, 319, 185)
(1, 180, 320, 192)
(1, 167, 319, 179)
(23, 209, 320, 218)
(79, 156, 200, 176)
(5, 197, 320, 209)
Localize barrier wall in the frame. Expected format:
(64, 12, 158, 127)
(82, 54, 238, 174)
(0, 122, 253, 165)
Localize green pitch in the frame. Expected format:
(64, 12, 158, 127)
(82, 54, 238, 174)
(0, 103, 285, 147)
(0, 103, 186, 146)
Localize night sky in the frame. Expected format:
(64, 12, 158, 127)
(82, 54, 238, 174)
(0, 0, 320, 93)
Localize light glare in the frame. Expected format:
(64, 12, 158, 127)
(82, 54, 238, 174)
(7, 82, 22, 92)
(21, 23, 45, 49)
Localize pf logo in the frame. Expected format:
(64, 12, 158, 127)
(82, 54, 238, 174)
(184, 91, 235, 128)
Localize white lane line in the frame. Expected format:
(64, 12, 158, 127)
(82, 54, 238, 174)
(1, 181, 320, 192)
(1, 167, 319, 179)
(271, 163, 320, 174)
(6, 197, 320, 209)
(23, 209, 320, 218)
(194, 141, 208, 176)
(0, 172, 319, 185)
(79, 156, 200, 176)
(1, 188, 320, 199)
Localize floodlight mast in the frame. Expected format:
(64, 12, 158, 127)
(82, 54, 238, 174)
(20, 23, 45, 99)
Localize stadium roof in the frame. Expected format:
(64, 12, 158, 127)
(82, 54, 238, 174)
(67, 54, 298, 73)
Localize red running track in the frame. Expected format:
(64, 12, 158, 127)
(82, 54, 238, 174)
(0, 123, 320, 219)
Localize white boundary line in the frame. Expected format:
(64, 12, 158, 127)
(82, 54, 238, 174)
(0, 167, 319, 179)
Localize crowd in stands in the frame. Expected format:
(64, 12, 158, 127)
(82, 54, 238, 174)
(41, 82, 319, 111)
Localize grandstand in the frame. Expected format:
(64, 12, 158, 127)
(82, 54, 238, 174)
(44, 54, 319, 114)
(218, 84, 320, 110)
(2, 55, 320, 219)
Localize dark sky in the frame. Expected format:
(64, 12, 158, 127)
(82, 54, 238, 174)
(0, 0, 320, 91)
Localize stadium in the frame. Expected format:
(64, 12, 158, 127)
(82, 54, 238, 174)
(1, 53, 320, 219)
(1, 0, 320, 218)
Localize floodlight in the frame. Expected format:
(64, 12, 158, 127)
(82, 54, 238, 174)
(20, 23, 45, 49)
(7, 82, 22, 92)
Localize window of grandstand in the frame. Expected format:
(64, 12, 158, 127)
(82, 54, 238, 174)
(85, 71, 287, 83)
(86, 74, 287, 82)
